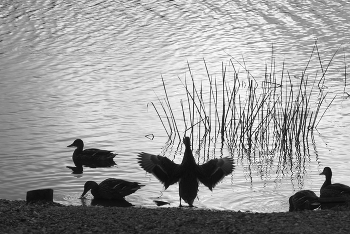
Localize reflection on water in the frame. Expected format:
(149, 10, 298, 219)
(66, 165, 84, 174)
(153, 200, 171, 207)
(90, 198, 133, 207)
(1, 0, 350, 212)
(66, 159, 117, 174)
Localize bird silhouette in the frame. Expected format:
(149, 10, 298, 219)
(81, 178, 144, 200)
(67, 139, 116, 172)
(289, 190, 320, 211)
(320, 167, 350, 198)
(138, 137, 234, 207)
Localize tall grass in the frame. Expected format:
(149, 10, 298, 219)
(150, 43, 343, 177)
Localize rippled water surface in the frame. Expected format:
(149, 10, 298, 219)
(1, 0, 350, 212)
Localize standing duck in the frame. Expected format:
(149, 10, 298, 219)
(67, 139, 117, 166)
(319, 167, 350, 198)
(289, 190, 320, 211)
(138, 137, 234, 207)
(81, 178, 145, 200)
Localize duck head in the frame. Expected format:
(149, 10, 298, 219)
(320, 167, 332, 178)
(67, 139, 84, 149)
(80, 181, 98, 198)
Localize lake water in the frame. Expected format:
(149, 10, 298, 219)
(1, 0, 350, 212)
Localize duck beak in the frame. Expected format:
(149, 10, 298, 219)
(80, 190, 88, 198)
(319, 172, 325, 175)
(80, 182, 91, 198)
(67, 143, 74, 147)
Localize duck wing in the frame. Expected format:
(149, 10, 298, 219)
(329, 183, 350, 194)
(111, 180, 145, 197)
(82, 148, 116, 160)
(138, 152, 181, 189)
(97, 179, 127, 199)
(100, 179, 144, 198)
(197, 157, 234, 190)
(298, 190, 319, 200)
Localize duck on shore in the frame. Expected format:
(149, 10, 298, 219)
(319, 167, 350, 198)
(138, 137, 234, 207)
(81, 178, 144, 200)
(289, 190, 320, 211)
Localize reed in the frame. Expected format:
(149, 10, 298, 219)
(151, 43, 343, 180)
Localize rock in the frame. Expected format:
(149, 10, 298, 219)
(26, 189, 53, 203)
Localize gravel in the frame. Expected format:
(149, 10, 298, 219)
(1, 199, 350, 233)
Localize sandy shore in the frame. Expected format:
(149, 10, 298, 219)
(1, 199, 350, 233)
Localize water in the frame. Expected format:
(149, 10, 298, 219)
(1, 0, 350, 212)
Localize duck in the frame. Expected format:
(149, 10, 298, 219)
(67, 139, 117, 165)
(319, 167, 350, 198)
(289, 190, 320, 211)
(138, 136, 234, 207)
(80, 178, 145, 200)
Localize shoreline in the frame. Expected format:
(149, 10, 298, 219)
(1, 199, 350, 233)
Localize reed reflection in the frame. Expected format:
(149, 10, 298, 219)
(80, 197, 133, 207)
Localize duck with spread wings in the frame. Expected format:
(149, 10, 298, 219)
(138, 137, 234, 207)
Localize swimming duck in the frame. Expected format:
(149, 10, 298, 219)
(319, 167, 350, 198)
(289, 190, 320, 211)
(67, 139, 117, 165)
(81, 178, 145, 200)
(138, 137, 234, 207)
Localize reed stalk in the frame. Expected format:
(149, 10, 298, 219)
(151, 42, 342, 182)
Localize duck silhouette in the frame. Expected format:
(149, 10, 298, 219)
(81, 178, 144, 200)
(289, 190, 320, 211)
(320, 167, 350, 198)
(138, 137, 234, 207)
(67, 139, 116, 172)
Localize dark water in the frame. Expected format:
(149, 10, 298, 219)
(1, 0, 350, 212)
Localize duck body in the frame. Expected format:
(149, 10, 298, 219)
(81, 178, 145, 200)
(67, 139, 117, 166)
(289, 190, 320, 211)
(319, 167, 350, 198)
(138, 137, 234, 207)
(178, 143, 199, 206)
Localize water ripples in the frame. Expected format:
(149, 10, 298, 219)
(1, 0, 350, 212)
